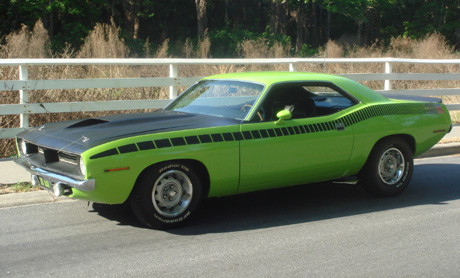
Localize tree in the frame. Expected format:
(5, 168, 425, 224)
(322, 0, 369, 44)
(292, 0, 308, 52)
(270, 0, 290, 36)
(195, 0, 208, 40)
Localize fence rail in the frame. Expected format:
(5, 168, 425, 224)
(1, 58, 460, 139)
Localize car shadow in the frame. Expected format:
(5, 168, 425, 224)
(90, 162, 460, 234)
(89, 202, 146, 228)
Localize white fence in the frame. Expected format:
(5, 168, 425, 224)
(1, 58, 460, 139)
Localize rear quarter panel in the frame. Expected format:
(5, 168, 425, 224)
(346, 101, 451, 175)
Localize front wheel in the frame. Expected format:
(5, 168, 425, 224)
(359, 138, 414, 197)
(130, 162, 205, 229)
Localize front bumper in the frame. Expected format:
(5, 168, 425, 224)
(14, 156, 95, 196)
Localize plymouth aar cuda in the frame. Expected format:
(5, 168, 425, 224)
(15, 72, 452, 229)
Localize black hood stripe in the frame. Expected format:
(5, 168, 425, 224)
(18, 110, 239, 155)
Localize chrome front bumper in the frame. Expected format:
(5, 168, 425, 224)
(14, 156, 95, 195)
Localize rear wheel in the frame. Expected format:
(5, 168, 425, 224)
(359, 138, 413, 197)
(130, 162, 205, 229)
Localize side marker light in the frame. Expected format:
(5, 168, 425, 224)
(104, 167, 130, 173)
(433, 129, 446, 133)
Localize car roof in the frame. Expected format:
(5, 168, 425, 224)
(203, 71, 388, 104)
(204, 71, 341, 84)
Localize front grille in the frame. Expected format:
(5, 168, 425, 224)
(58, 153, 79, 165)
(19, 139, 82, 178)
(22, 141, 79, 165)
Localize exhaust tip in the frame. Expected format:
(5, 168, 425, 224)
(53, 182, 72, 197)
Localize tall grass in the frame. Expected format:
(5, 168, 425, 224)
(1, 20, 459, 157)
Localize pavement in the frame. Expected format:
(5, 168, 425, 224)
(1, 124, 459, 208)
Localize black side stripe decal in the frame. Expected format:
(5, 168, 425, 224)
(91, 148, 119, 159)
(90, 103, 427, 159)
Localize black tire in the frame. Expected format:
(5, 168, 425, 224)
(130, 162, 205, 229)
(359, 138, 413, 197)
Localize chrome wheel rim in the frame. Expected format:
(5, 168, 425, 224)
(152, 170, 193, 217)
(378, 147, 405, 186)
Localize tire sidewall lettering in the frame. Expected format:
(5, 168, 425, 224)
(158, 163, 190, 174)
(401, 161, 410, 182)
(153, 211, 191, 224)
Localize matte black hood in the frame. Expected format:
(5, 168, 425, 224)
(17, 110, 239, 154)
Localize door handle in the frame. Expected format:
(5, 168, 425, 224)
(336, 122, 345, 131)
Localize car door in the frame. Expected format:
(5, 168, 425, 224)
(238, 82, 357, 192)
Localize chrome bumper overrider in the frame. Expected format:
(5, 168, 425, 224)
(14, 156, 95, 194)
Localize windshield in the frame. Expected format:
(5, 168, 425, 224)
(165, 80, 264, 120)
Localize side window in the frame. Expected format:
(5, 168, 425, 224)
(253, 82, 357, 122)
(303, 85, 356, 117)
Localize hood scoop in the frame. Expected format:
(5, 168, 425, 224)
(67, 118, 109, 129)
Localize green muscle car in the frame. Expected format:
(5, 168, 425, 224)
(15, 72, 452, 229)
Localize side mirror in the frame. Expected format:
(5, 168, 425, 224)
(275, 110, 292, 125)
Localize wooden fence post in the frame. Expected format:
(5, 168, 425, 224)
(19, 65, 29, 128)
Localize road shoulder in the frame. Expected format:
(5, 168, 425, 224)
(0, 190, 72, 209)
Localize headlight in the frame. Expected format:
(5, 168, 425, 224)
(79, 158, 87, 176)
(20, 140, 27, 155)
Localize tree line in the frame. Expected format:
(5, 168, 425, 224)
(1, 0, 460, 57)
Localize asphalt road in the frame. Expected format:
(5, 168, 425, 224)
(1, 155, 460, 278)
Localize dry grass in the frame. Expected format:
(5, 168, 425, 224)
(0, 182, 39, 195)
(1, 21, 460, 157)
(0, 20, 50, 59)
(313, 34, 460, 124)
